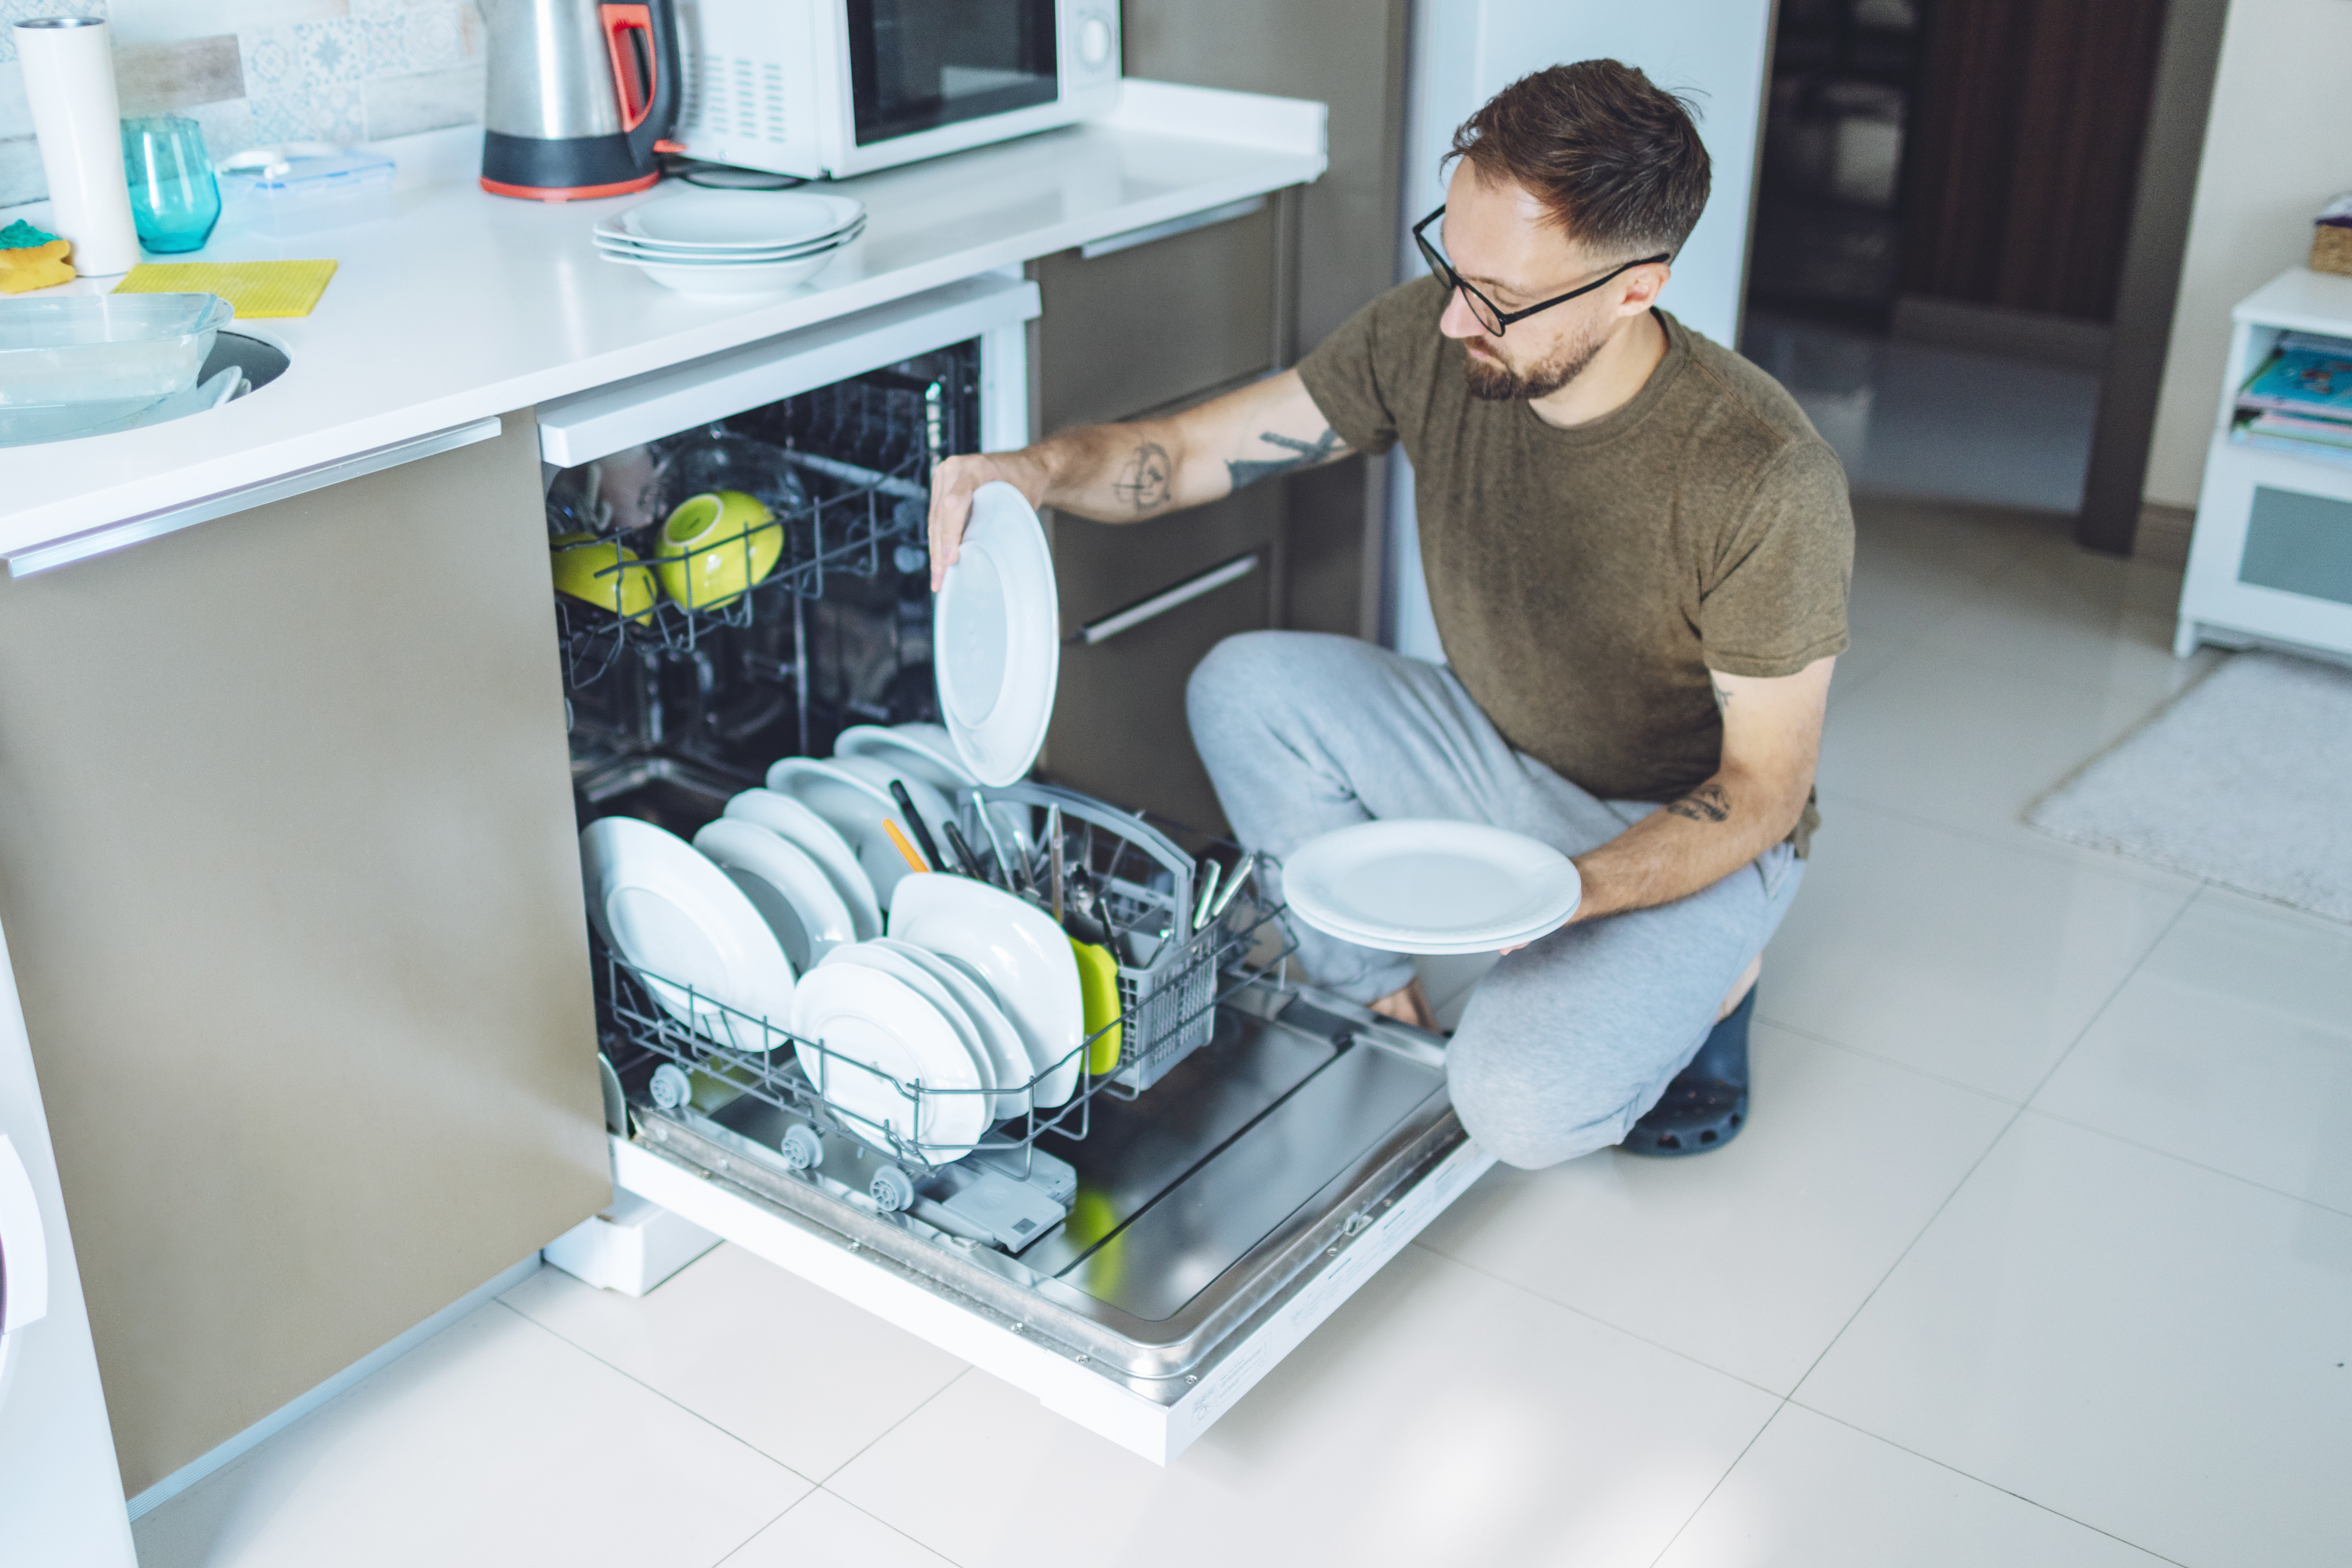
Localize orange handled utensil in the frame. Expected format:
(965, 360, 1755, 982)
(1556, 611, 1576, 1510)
(882, 817, 929, 873)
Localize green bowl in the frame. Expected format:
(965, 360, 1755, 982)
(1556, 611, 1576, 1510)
(656, 490, 783, 610)
(551, 531, 657, 622)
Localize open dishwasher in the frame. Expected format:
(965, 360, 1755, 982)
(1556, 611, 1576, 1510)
(537, 274, 1495, 1463)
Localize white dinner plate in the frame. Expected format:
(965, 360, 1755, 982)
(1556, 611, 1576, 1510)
(690, 818, 857, 972)
(1281, 818, 1583, 953)
(887, 872, 1084, 1109)
(721, 788, 881, 940)
(826, 754, 956, 863)
(794, 955, 988, 1158)
(934, 482, 1057, 786)
(766, 757, 928, 908)
(824, 940, 995, 1112)
(605, 252, 840, 295)
(580, 816, 797, 1052)
(617, 190, 866, 249)
(593, 215, 865, 259)
(836, 723, 1036, 870)
(873, 937, 1031, 1120)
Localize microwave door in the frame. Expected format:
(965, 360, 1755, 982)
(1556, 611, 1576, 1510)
(847, 0, 1058, 148)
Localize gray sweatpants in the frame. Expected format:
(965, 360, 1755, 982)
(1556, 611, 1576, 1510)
(1187, 631, 1805, 1170)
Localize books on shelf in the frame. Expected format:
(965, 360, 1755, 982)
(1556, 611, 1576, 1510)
(2239, 339, 2352, 415)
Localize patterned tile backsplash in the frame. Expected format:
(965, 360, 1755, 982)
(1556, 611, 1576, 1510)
(1, 0, 487, 206)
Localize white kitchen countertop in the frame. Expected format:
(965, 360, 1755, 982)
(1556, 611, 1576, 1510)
(0, 82, 1324, 560)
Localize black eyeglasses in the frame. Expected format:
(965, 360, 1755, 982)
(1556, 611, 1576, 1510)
(1412, 206, 1670, 336)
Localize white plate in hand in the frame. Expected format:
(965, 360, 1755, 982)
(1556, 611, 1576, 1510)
(1281, 818, 1583, 953)
(794, 956, 988, 1158)
(721, 788, 881, 940)
(691, 818, 857, 972)
(934, 482, 1057, 787)
(580, 816, 797, 1051)
(887, 872, 1084, 1108)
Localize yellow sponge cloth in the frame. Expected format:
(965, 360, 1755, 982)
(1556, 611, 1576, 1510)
(114, 259, 338, 317)
(0, 238, 75, 294)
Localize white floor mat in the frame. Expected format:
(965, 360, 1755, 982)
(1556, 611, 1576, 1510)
(2026, 650, 2352, 921)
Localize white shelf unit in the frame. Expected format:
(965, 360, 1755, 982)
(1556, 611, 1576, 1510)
(2177, 266, 2352, 660)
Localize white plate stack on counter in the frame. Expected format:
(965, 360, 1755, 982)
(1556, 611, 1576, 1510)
(581, 485, 1089, 1162)
(593, 190, 867, 296)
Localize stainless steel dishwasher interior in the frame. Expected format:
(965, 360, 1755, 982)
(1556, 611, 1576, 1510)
(623, 982, 1466, 1390)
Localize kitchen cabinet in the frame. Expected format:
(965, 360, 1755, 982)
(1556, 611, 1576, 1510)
(0, 414, 608, 1496)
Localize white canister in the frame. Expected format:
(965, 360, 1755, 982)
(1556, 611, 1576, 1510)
(13, 16, 141, 277)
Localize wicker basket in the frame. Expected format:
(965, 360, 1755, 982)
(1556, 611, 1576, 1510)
(2312, 223, 2352, 278)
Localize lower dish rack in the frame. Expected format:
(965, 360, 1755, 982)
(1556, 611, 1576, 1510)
(597, 790, 1294, 1252)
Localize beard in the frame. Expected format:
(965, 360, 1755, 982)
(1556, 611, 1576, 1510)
(1462, 324, 1605, 402)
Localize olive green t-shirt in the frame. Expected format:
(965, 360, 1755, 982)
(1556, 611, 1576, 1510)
(1296, 278, 1852, 851)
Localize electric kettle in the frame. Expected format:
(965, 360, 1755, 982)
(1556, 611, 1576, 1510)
(480, 0, 680, 200)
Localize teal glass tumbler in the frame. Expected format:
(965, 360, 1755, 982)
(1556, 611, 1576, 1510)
(122, 115, 221, 254)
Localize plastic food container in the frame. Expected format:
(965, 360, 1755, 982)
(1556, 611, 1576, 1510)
(0, 292, 234, 444)
(218, 145, 395, 239)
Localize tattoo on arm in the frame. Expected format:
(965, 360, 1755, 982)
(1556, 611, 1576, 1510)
(1112, 441, 1174, 514)
(1665, 783, 1733, 823)
(1226, 427, 1344, 491)
(1709, 677, 1732, 714)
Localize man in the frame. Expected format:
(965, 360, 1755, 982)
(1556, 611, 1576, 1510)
(927, 61, 1850, 1168)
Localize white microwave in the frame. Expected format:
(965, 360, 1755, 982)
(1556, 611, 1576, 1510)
(673, 0, 1120, 181)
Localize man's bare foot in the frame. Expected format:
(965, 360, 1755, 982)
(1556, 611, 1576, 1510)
(1719, 954, 1762, 1020)
(1369, 976, 1441, 1031)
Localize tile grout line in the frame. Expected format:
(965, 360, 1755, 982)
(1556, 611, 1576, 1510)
(1643, 1398, 1795, 1568)
(813, 1487, 973, 1568)
(1810, 788, 2209, 898)
(488, 1296, 824, 1485)
(1402, 1239, 1792, 1403)
(1775, 885, 2203, 1405)
(1749, 1011, 2028, 1106)
(2022, 1102, 2352, 1222)
(703, 1370, 977, 1568)
(809, 1364, 974, 1487)
(1781, 1403, 2198, 1568)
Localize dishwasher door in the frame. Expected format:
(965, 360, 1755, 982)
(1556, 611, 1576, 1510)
(609, 983, 1494, 1463)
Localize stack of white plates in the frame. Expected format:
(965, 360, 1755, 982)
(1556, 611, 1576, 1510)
(793, 874, 1086, 1159)
(594, 190, 866, 296)
(1281, 818, 1584, 954)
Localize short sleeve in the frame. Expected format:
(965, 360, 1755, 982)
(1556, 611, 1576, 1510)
(1295, 285, 1415, 457)
(1698, 437, 1853, 678)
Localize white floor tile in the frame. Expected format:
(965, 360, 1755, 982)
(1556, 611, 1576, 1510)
(828, 1247, 1778, 1568)
(133, 1302, 807, 1568)
(1418, 1024, 2013, 1393)
(1796, 1113, 2352, 1568)
(1655, 1405, 2170, 1568)
(725, 1490, 956, 1568)
(505, 1242, 968, 1482)
(2033, 888, 2352, 1213)
(1762, 802, 2194, 1100)
(1817, 644, 2217, 865)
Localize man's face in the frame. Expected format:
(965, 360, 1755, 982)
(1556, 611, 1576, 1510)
(1434, 163, 1657, 402)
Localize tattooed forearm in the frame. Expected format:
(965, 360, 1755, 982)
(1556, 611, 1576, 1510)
(1665, 783, 1733, 823)
(1226, 427, 1344, 491)
(1709, 678, 1732, 714)
(1111, 440, 1174, 513)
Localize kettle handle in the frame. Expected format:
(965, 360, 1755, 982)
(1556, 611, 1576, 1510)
(600, 0, 681, 168)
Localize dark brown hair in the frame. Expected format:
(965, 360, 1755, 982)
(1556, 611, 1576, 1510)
(1449, 60, 1710, 259)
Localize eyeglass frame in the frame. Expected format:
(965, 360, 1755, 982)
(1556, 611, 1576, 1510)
(1411, 205, 1671, 336)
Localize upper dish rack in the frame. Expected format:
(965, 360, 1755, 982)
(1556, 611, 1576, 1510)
(553, 366, 951, 692)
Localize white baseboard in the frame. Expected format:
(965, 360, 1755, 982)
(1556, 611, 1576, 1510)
(123, 1252, 543, 1521)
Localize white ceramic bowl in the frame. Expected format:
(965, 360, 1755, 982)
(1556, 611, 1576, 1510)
(616, 251, 841, 296)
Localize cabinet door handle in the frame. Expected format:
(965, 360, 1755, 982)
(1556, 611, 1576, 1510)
(5, 417, 505, 579)
(1080, 195, 1266, 260)
(1075, 552, 1259, 645)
